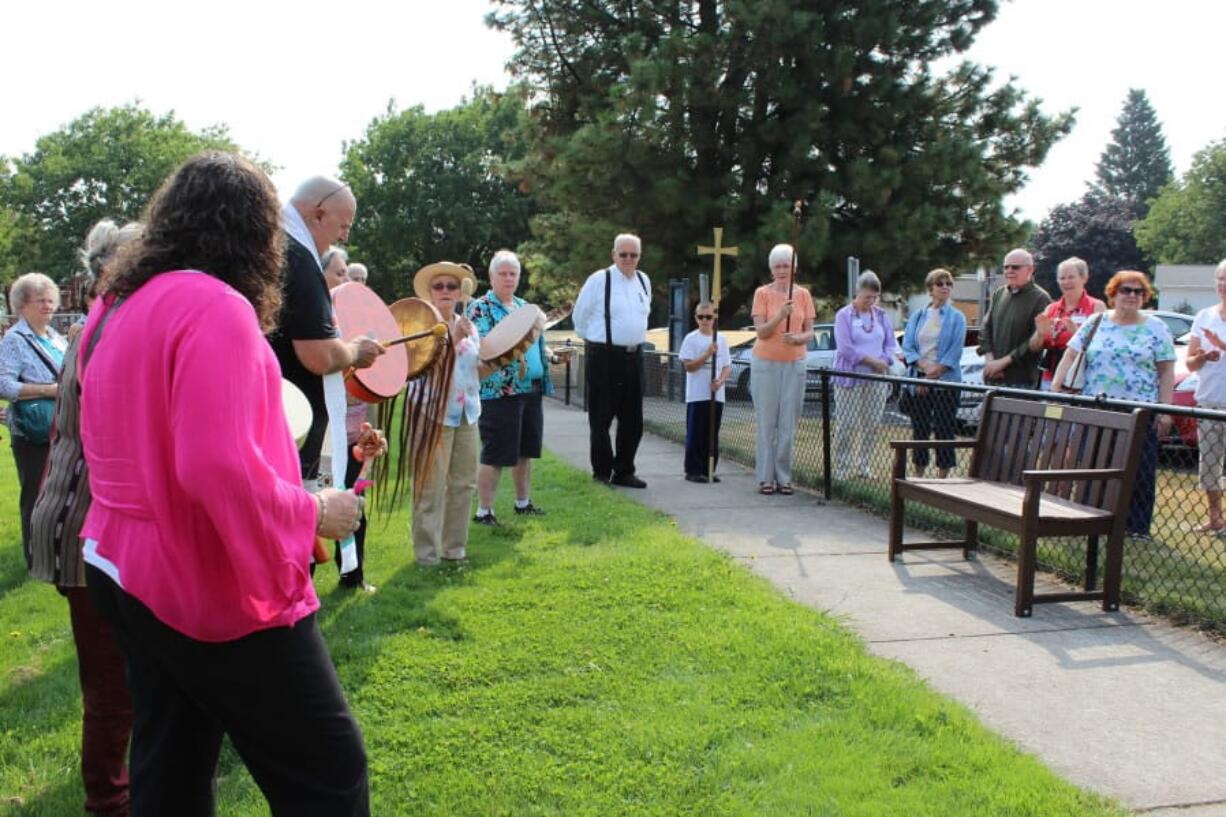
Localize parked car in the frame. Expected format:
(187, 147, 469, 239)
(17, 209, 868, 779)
(729, 323, 839, 399)
(1147, 309, 1195, 343)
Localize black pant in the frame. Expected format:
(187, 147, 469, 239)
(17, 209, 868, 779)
(907, 387, 958, 470)
(86, 566, 369, 817)
(335, 450, 367, 585)
(586, 345, 643, 478)
(684, 400, 723, 477)
(11, 435, 49, 565)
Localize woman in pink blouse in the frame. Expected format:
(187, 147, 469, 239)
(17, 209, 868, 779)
(79, 153, 369, 815)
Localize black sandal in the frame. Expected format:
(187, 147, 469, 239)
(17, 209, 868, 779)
(777, 483, 794, 495)
(759, 482, 775, 495)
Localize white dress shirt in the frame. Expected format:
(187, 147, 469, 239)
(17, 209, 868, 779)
(573, 265, 651, 346)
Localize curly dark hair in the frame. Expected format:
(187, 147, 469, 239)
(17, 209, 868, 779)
(107, 151, 284, 331)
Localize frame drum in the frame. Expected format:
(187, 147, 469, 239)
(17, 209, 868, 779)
(332, 282, 409, 402)
(388, 297, 447, 381)
(281, 378, 313, 446)
(480, 305, 546, 373)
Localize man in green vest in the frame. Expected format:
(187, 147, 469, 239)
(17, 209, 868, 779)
(978, 248, 1052, 387)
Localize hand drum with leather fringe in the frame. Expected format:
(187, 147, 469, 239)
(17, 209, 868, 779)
(389, 297, 448, 382)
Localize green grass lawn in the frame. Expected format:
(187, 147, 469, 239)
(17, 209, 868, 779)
(0, 443, 1123, 816)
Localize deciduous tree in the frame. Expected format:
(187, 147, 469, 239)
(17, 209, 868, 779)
(1031, 191, 1147, 300)
(1134, 137, 1226, 265)
(340, 87, 537, 302)
(0, 105, 249, 281)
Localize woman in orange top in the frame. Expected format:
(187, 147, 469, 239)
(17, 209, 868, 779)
(750, 244, 816, 494)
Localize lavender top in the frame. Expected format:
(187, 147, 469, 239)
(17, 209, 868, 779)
(832, 303, 896, 388)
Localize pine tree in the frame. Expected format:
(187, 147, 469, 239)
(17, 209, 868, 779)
(1094, 89, 1173, 217)
(487, 0, 1073, 318)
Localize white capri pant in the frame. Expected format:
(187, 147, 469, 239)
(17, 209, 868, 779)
(751, 357, 805, 485)
(834, 379, 890, 479)
(1197, 401, 1226, 491)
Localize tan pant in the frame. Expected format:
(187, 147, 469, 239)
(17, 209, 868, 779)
(412, 420, 478, 564)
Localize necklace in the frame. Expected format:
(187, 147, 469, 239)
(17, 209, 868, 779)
(856, 307, 875, 333)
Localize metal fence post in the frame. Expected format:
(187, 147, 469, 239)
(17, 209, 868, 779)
(821, 369, 832, 501)
(564, 354, 571, 406)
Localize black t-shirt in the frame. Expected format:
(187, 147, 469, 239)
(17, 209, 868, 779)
(268, 234, 336, 479)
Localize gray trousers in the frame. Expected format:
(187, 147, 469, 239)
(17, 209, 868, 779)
(751, 358, 805, 485)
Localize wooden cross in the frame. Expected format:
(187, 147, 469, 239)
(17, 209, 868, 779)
(697, 227, 738, 305)
(696, 227, 738, 484)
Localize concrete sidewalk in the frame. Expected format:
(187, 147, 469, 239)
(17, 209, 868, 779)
(544, 401, 1226, 815)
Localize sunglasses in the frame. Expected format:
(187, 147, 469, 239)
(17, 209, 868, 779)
(933, 281, 953, 287)
(431, 281, 460, 292)
(1117, 285, 1146, 296)
(617, 252, 639, 259)
(696, 314, 715, 320)
(316, 183, 350, 209)
(1003, 264, 1029, 271)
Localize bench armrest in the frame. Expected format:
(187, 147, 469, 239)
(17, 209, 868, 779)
(1021, 468, 1126, 483)
(889, 440, 978, 450)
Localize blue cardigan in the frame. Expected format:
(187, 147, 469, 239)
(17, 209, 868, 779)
(901, 303, 966, 382)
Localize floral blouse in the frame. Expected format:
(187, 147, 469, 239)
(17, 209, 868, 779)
(443, 316, 482, 427)
(1068, 313, 1174, 403)
(467, 293, 553, 401)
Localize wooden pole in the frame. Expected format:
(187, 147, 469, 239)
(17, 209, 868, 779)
(698, 228, 738, 483)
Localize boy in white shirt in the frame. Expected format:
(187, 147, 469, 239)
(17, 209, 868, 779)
(679, 301, 732, 483)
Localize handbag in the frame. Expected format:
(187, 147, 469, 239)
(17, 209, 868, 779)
(11, 335, 61, 444)
(11, 397, 55, 444)
(1061, 313, 1104, 393)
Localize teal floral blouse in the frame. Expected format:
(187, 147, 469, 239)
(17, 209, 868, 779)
(467, 293, 554, 401)
(1068, 314, 1175, 402)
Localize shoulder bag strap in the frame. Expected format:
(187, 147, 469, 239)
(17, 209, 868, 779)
(18, 334, 60, 382)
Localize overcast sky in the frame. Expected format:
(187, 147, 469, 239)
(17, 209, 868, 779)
(2, 0, 1222, 223)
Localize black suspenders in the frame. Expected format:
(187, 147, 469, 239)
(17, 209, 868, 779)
(603, 268, 648, 345)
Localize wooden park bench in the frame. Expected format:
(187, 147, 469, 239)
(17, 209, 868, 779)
(888, 393, 1150, 617)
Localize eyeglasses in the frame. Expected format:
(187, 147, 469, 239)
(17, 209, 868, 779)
(617, 252, 639, 259)
(1117, 285, 1146, 296)
(431, 281, 460, 292)
(696, 314, 715, 320)
(316, 183, 350, 209)
(1003, 264, 1029, 271)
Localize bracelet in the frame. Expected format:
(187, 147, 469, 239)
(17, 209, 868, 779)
(314, 492, 327, 534)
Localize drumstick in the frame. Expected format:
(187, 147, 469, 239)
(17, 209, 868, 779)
(382, 323, 448, 348)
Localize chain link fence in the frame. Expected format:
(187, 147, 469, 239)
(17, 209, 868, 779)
(549, 347, 1226, 634)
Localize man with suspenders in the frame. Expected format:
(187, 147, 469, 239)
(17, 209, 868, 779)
(572, 234, 652, 487)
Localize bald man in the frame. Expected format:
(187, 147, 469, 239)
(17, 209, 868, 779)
(269, 176, 383, 481)
(978, 248, 1052, 387)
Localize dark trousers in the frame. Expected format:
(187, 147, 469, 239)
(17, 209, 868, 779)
(684, 400, 723, 477)
(12, 435, 49, 564)
(335, 450, 367, 585)
(63, 586, 133, 816)
(1128, 426, 1159, 536)
(907, 388, 958, 470)
(585, 345, 643, 478)
(86, 566, 369, 817)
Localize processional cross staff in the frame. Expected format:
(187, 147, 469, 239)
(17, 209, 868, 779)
(698, 227, 738, 484)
